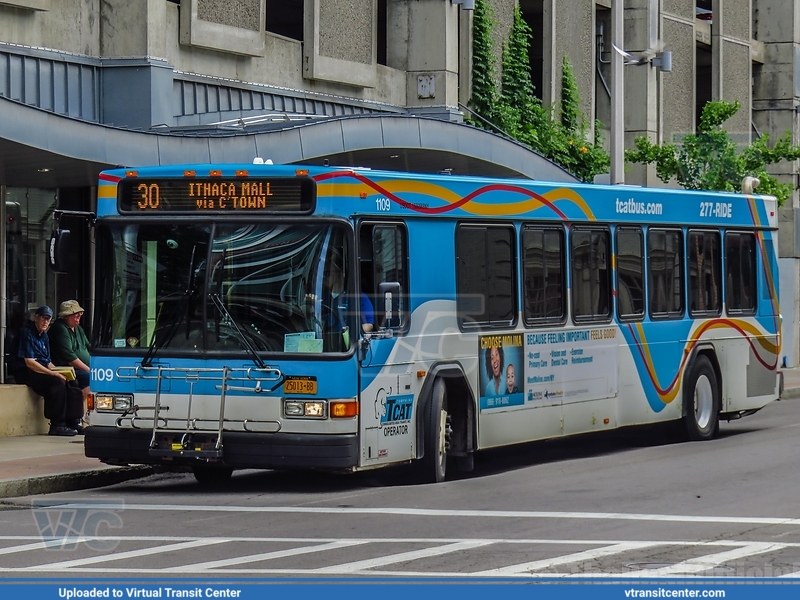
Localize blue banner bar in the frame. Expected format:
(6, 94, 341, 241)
(1, 581, 799, 600)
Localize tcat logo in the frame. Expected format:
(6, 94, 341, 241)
(380, 394, 413, 424)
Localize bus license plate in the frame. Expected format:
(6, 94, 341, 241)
(284, 376, 318, 395)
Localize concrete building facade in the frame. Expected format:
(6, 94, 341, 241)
(2, 0, 800, 386)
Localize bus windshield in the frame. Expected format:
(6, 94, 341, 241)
(94, 222, 354, 354)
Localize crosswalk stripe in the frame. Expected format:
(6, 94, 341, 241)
(473, 541, 661, 576)
(311, 540, 495, 573)
(0, 539, 74, 555)
(162, 540, 369, 572)
(27, 539, 226, 570)
(630, 543, 787, 576)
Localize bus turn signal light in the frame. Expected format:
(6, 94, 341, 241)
(331, 402, 358, 418)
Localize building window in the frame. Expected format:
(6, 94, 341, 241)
(266, 0, 303, 41)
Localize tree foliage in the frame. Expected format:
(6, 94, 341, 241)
(469, 0, 609, 182)
(468, 0, 498, 127)
(625, 100, 800, 204)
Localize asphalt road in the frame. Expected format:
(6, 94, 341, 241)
(1, 397, 800, 579)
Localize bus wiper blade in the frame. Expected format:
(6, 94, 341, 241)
(209, 293, 267, 369)
(141, 297, 190, 367)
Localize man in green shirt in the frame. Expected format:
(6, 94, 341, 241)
(49, 300, 91, 401)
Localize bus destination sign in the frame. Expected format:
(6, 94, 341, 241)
(119, 177, 315, 214)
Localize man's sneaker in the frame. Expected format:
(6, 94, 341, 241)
(48, 425, 78, 437)
(67, 420, 86, 435)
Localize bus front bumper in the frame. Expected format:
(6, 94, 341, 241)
(84, 426, 359, 470)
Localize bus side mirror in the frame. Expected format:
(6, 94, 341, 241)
(378, 281, 402, 329)
(48, 228, 71, 274)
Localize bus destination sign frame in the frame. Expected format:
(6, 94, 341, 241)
(118, 176, 316, 214)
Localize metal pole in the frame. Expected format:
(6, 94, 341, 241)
(610, 0, 624, 184)
(0, 186, 6, 384)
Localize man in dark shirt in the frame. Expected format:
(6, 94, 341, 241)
(12, 305, 84, 436)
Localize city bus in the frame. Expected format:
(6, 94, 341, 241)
(76, 161, 781, 484)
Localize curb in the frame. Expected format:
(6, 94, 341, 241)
(780, 387, 800, 400)
(0, 465, 155, 499)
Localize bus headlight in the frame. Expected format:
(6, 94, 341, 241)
(283, 400, 327, 419)
(95, 394, 133, 412)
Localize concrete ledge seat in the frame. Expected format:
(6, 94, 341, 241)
(0, 385, 49, 437)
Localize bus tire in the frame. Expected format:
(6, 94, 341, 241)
(421, 378, 450, 483)
(683, 355, 720, 441)
(192, 465, 234, 485)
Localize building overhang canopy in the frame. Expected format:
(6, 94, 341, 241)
(0, 97, 577, 189)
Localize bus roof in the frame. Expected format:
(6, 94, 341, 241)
(97, 163, 778, 230)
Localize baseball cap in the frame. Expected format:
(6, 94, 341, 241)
(35, 305, 54, 318)
(58, 300, 85, 317)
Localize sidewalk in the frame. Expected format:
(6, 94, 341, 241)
(1, 366, 800, 500)
(0, 435, 153, 499)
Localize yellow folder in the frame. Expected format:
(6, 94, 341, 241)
(51, 366, 76, 381)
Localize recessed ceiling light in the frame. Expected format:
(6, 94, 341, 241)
(38, 168, 52, 173)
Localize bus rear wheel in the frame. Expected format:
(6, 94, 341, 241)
(683, 355, 719, 441)
(192, 465, 234, 485)
(420, 379, 450, 483)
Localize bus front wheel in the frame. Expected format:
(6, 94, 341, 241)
(683, 355, 720, 441)
(421, 379, 450, 483)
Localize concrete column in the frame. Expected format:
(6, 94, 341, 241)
(403, 0, 462, 118)
(753, 0, 800, 366)
(661, 1, 695, 146)
(100, 0, 168, 58)
(543, 0, 595, 132)
(623, 0, 660, 186)
(712, 0, 752, 142)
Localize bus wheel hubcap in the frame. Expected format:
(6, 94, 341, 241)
(694, 375, 713, 430)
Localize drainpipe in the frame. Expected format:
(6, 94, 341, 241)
(1, 186, 6, 384)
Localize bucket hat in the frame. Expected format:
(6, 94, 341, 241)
(58, 300, 85, 317)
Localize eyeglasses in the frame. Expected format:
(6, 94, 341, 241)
(37, 315, 52, 322)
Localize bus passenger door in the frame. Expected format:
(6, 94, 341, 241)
(357, 222, 416, 467)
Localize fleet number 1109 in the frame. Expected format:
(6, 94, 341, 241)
(700, 202, 732, 218)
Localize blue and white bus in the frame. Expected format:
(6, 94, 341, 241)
(79, 162, 781, 483)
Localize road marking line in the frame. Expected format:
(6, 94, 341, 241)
(473, 541, 661, 576)
(50, 503, 800, 527)
(26, 539, 226, 570)
(162, 540, 369, 572)
(0, 539, 73, 555)
(311, 540, 494, 573)
(629, 543, 788, 576)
